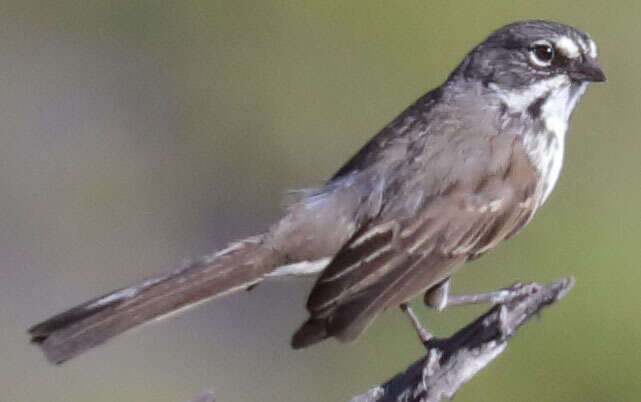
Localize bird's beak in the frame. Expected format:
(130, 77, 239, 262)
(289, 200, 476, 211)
(569, 58, 606, 82)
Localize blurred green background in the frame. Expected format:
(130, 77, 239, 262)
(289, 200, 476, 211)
(1, 1, 638, 401)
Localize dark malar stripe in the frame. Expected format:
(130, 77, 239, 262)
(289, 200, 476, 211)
(526, 90, 551, 118)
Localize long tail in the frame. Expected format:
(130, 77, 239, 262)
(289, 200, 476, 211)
(29, 234, 287, 364)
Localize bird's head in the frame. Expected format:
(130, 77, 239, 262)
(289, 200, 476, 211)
(451, 20, 606, 90)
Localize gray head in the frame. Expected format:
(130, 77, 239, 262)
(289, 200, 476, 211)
(450, 20, 605, 88)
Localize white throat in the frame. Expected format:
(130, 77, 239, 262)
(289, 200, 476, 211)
(493, 76, 588, 205)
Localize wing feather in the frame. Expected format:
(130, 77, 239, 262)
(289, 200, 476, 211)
(292, 129, 542, 349)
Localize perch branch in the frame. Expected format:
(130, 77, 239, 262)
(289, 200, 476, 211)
(351, 278, 575, 402)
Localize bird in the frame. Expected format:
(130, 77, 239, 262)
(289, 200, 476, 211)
(29, 20, 605, 364)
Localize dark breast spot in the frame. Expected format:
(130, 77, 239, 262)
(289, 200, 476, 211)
(526, 92, 550, 119)
(499, 102, 509, 116)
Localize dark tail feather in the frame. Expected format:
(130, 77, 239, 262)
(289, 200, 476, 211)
(291, 318, 329, 349)
(29, 234, 286, 364)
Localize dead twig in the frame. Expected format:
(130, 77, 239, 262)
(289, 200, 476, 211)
(351, 278, 575, 402)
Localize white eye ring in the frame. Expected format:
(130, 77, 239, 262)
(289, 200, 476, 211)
(529, 40, 555, 67)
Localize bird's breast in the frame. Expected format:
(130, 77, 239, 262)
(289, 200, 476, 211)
(522, 128, 565, 206)
(520, 81, 588, 206)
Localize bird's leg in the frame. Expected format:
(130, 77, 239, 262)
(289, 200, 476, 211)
(403, 280, 538, 346)
(399, 303, 433, 343)
(424, 278, 451, 311)
(424, 279, 538, 310)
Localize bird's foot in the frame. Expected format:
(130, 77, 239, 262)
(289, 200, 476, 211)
(400, 303, 433, 344)
(424, 280, 539, 310)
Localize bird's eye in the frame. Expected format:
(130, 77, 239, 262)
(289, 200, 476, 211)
(529, 41, 555, 67)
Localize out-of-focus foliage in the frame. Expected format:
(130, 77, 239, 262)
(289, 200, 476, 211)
(1, 2, 638, 401)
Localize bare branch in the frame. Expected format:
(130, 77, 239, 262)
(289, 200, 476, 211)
(351, 278, 575, 402)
